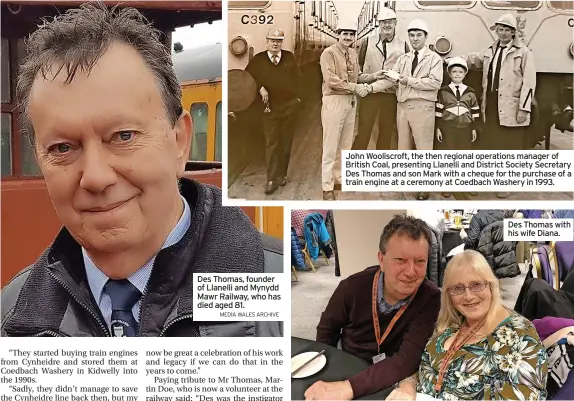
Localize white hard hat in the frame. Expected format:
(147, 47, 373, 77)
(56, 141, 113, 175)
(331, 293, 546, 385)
(337, 21, 357, 33)
(407, 19, 428, 35)
(490, 13, 517, 30)
(447, 56, 468, 72)
(377, 7, 397, 21)
(266, 28, 285, 40)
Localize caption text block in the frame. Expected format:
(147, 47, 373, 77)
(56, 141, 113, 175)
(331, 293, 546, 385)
(192, 274, 283, 321)
(342, 150, 573, 192)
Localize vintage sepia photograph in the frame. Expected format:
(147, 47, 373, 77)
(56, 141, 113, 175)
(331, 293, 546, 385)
(227, 1, 573, 201)
(290, 208, 574, 400)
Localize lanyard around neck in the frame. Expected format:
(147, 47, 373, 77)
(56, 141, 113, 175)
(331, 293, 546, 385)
(371, 269, 410, 352)
(434, 318, 486, 393)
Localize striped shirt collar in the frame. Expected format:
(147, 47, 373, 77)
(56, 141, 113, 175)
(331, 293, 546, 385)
(84, 195, 192, 303)
(377, 271, 413, 315)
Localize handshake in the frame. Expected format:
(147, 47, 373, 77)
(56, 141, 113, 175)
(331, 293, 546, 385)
(354, 83, 372, 98)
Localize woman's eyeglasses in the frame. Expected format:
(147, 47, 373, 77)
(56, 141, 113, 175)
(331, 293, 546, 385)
(448, 281, 488, 296)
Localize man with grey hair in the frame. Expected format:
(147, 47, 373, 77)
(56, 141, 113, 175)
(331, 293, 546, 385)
(353, 7, 408, 151)
(1, 3, 282, 338)
(308, 215, 440, 400)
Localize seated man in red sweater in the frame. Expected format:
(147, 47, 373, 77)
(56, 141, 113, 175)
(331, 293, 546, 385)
(305, 215, 441, 400)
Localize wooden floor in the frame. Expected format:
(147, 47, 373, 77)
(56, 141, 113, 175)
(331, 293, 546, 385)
(228, 99, 573, 201)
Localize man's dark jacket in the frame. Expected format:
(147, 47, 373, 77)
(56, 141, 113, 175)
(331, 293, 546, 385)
(514, 266, 574, 321)
(476, 221, 520, 279)
(1, 178, 283, 337)
(464, 209, 504, 251)
(316, 266, 441, 398)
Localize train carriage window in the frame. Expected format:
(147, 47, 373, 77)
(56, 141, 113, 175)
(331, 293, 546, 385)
(416, 1, 473, 6)
(549, 1, 573, 10)
(215, 102, 222, 162)
(1, 114, 12, 176)
(228, 1, 269, 8)
(483, 1, 540, 9)
(15, 38, 41, 176)
(190, 103, 208, 161)
(2, 39, 11, 103)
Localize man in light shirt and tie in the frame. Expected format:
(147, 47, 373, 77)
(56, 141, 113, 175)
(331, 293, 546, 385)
(371, 19, 443, 200)
(390, 19, 443, 154)
(353, 7, 409, 151)
(245, 28, 303, 195)
(319, 21, 371, 201)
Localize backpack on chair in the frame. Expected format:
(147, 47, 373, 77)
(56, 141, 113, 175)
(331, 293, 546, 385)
(528, 243, 560, 290)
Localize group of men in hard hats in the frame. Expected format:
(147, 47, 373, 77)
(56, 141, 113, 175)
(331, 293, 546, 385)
(318, 9, 535, 200)
(246, 8, 536, 200)
(319, 10, 445, 200)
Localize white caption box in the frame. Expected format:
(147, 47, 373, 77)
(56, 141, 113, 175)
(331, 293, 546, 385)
(341, 150, 574, 192)
(192, 273, 283, 322)
(504, 219, 574, 241)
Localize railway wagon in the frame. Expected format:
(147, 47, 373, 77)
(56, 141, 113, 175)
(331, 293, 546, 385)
(227, 0, 340, 185)
(357, 0, 573, 146)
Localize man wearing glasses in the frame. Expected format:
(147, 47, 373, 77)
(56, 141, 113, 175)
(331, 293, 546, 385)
(352, 7, 409, 151)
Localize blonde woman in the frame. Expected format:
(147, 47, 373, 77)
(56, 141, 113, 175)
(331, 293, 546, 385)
(387, 250, 547, 400)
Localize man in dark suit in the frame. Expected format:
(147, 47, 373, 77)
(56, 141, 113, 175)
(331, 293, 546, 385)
(245, 28, 302, 195)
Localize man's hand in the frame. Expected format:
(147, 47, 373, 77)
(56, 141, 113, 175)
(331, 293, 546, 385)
(436, 129, 443, 143)
(260, 86, 269, 104)
(355, 84, 369, 98)
(398, 75, 409, 85)
(517, 109, 529, 124)
(385, 387, 416, 401)
(386, 380, 416, 401)
(372, 70, 386, 80)
(304, 380, 354, 401)
(471, 129, 477, 142)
